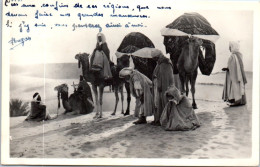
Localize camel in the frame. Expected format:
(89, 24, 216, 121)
(54, 83, 94, 115)
(75, 53, 127, 118)
(177, 36, 203, 109)
(110, 62, 131, 116)
(75, 52, 157, 117)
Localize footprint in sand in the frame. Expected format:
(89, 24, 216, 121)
(181, 147, 193, 152)
(120, 142, 127, 146)
(210, 146, 215, 150)
(158, 143, 166, 148)
(71, 152, 80, 156)
(202, 148, 208, 151)
(112, 154, 118, 158)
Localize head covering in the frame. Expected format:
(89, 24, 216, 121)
(119, 67, 134, 78)
(165, 85, 183, 104)
(33, 92, 41, 102)
(229, 41, 240, 53)
(151, 49, 164, 59)
(229, 41, 247, 84)
(97, 32, 106, 44)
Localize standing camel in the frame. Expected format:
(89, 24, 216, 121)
(177, 36, 203, 109)
(75, 53, 126, 118)
(110, 62, 130, 116)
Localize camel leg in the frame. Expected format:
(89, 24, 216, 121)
(120, 84, 124, 114)
(191, 71, 198, 109)
(179, 72, 186, 95)
(185, 75, 190, 97)
(111, 85, 119, 115)
(92, 84, 99, 118)
(125, 82, 131, 116)
(98, 85, 104, 118)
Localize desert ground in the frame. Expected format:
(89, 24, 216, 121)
(9, 64, 252, 158)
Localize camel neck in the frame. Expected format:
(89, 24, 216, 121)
(188, 44, 200, 60)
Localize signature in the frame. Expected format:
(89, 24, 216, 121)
(8, 37, 31, 50)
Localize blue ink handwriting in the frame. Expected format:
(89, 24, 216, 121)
(35, 10, 53, 19)
(60, 13, 70, 17)
(136, 5, 149, 12)
(72, 23, 102, 32)
(77, 12, 103, 20)
(55, 23, 68, 27)
(74, 3, 83, 8)
(19, 21, 30, 33)
(6, 12, 27, 17)
(125, 22, 145, 28)
(11, 3, 18, 6)
(105, 22, 122, 28)
(35, 23, 46, 27)
(86, 4, 97, 9)
(5, 0, 10, 6)
(103, 3, 129, 14)
(6, 20, 12, 28)
(21, 4, 36, 7)
(157, 6, 171, 9)
(110, 14, 149, 18)
(41, 1, 68, 11)
(8, 36, 31, 50)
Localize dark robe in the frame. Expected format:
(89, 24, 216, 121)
(25, 102, 49, 121)
(90, 43, 112, 85)
(152, 57, 174, 123)
(76, 80, 94, 114)
(58, 90, 72, 112)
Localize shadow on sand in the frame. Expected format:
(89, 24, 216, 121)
(63, 112, 219, 158)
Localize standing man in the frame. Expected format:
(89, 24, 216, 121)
(222, 41, 247, 106)
(151, 49, 174, 126)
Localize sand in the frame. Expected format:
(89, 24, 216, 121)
(9, 72, 252, 158)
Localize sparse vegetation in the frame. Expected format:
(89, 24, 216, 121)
(10, 99, 29, 117)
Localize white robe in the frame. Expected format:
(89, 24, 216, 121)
(222, 54, 245, 102)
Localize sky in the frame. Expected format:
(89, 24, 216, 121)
(4, 0, 254, 72)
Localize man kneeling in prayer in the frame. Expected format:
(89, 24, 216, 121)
(160, 85, 200, 131)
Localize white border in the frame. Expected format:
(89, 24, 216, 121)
(1, 0, 259, 166)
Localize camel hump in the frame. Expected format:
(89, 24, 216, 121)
(131, 56, 157, 80)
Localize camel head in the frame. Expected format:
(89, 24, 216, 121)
(117, 54, 130, 70)
(188, 36, 203, 47)
(54, 83, 69, 93)
(75, 53, 90, 68)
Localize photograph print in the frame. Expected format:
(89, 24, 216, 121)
(1, 0, 259, 166)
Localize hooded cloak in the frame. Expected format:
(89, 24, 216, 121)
(160, 86, 200, 131)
